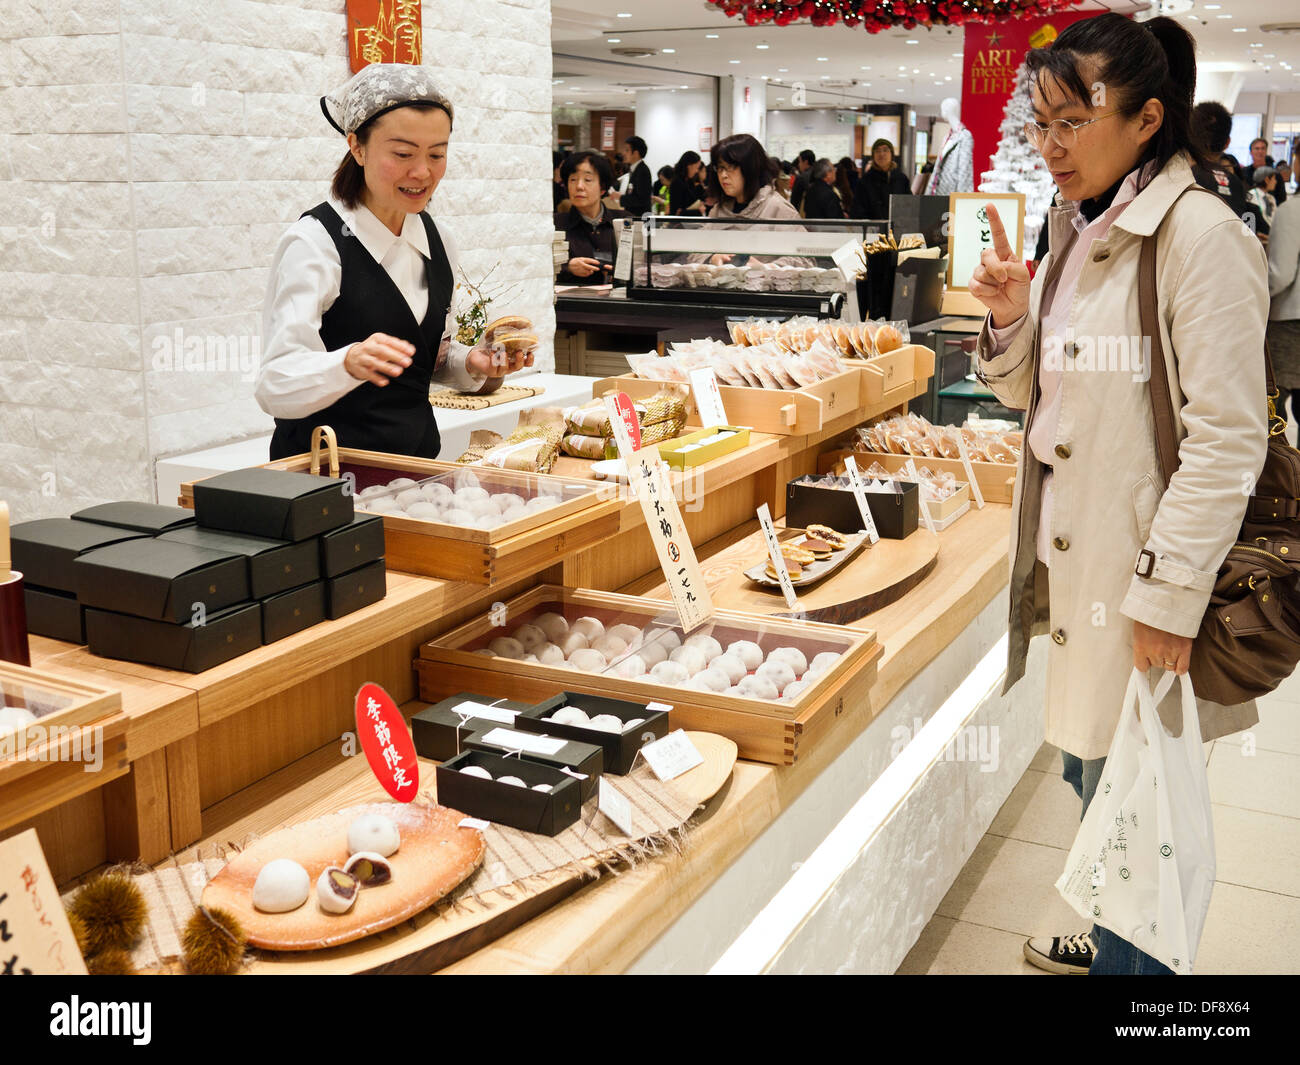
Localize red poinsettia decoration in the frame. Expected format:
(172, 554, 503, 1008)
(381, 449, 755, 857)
(711, 0, 1086, 33)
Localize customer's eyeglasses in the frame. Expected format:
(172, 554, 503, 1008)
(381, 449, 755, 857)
(1022, 110, 1123, 150)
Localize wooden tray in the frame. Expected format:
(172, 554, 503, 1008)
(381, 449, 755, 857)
(415, 585, 881, 766)
(592, 369, 861, 437)
(178, 447, 623, 586)
(840, 344, 935, 405)
(226, 731, 736, 973)
(202, 801, 484, 951)
(818, 449, 1017, 505)
(744, 531, 870, 589)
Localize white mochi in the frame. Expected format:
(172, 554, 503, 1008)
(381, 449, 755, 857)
(649, 660, 690, 685)
(646, 628, 682, 652)
(513, 623, 548, 652)
(0, 707, 37, 737)
(570, 616, 605, 642)
(607, 623, 644, 649)
(726, 640, 764, 671)
(453, 469, 480, 490)
(422, 482, 454, 504)
(488, 636, 526, 659)
(558, 631, 590, 657)
(460, 765, 493, 780)
(531, 783, 554, 793)
(588, 714, 624, 733)
(547, 706, 591, 726)
(691, 667, 730, 693)
(535, 643, 567, 667)
(736, 675, 780, 701)
(756, 659, 796, 693)
(456, 486, 490, 506)
(522, 654, 538, 663)
(386, 477, 417, 490)
(669, 645, 708, 674)
(768, 646, 809, 675)
(807, 651, 840, 677)
(683, 634, 723, 661)
(492, 492, 526, 513)
(567, 648, 608, 673)
(623, 717, 645, 730)
(472, 514, 500, 530)
(591, 634, 629, 659)
(710, 654, 748, 685)
(445, 508, 474, 525)
(783, 679, 811, 702)
(347, 813, 401, 857)
(395, 488, 424, 507)
(357, 485, 390, 500)
(404, 502, 442, 521)
(637, 641, 669, 668)
(534, 612, 570, 642)
(363, 497, 401, 514)
(252, 859, 311, 913)
(610, 654, 648, 679)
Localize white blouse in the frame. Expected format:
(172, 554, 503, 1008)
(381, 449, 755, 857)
(256, 195, 483, 420)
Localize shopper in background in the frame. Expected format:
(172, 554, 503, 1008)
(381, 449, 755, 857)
(554, 149, 628, 286)
(699, 134, 801, 266)
(790, 148, 816, 213)
(653, 165, 675, 214)
(670, 151, 706, 216)
(617, 135, 653, 217)
(970, 13, 1267, 977)
(1191, 102, 1256, 229)
(1249, 166, 1280, 230)
(1279, 161, 1295, 195)
(804, 158, 846, 219)
(852, 138, 912, 221)
(1266, 193, 1300, 425)
(552, 149, 568, 210)
(836, 155, 860, 199)
(1241, 136, 1274, 185)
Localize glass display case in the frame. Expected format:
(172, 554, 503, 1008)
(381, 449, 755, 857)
(631, 215, 886, 315)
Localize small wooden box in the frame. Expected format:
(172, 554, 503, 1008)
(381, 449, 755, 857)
(842, 344, 935, 406)
(415, 585, 881, 766)
(592, 369, 861, 437)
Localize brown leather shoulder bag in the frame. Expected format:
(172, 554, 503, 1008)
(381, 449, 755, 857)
(1140, 193, 1300, 704)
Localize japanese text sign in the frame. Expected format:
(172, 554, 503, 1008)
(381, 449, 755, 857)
(355, 682, 419, 802)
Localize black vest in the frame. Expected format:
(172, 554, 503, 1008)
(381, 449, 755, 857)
(269, 203, 453, 460)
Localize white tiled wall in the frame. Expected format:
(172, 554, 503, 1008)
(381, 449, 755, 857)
(0, 0, 554, 519)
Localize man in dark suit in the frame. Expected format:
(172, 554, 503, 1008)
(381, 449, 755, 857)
(619, 136, 653, 217)
(789, 149, 816, 213)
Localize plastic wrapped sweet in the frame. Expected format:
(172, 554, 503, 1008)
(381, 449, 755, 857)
(650, 660, 690, 685)
(534, 612, 569, 642)
(726, 640, 764, 671)
(568, 648, 608, 672)
(848, 414, 1019, 466)
(683, 634, 722, 661)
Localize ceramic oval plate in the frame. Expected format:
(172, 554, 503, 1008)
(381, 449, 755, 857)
(202, 801, 484, 951)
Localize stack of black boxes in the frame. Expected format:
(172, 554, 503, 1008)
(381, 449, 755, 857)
(12, 469, 386, 672)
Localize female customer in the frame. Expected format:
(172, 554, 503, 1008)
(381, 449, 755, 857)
(554, 149, 629, 286)
(699, 134, 802, 267)
(256, 64, 533, 460)
(971, 14, 1268, 975)
(1249, 166, 1280, 230)
(1266, 188, 1300, 424)
(852, 139, 911, 221)
(803, 159, 846, 219)
(669, 151, 706, 217)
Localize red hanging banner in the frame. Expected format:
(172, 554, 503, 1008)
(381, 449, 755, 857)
(961, 10, 1097, 183)
(355, 682, 420, 802)
(347, 0, 422, 73)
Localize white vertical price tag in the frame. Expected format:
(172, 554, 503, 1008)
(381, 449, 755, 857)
(598, 777, 636, 836)
(841, 455, 881, 545)
(832, 237, 865, 283)
(955, 435, 986, 510)
(640, 730, 704, 781)
(689, 366, 729, 428)
(904, 458, 939, 534)
(613, 220, 635, 282)
(756, 503, 799, 612)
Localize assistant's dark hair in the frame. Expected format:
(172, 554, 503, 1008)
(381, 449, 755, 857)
(624, 135, 648, 158)
(674, 150, 702, 176)
(657, 165, 675, 184)
(560, 149, 615, 194)
(798, 148, 816, 166)
(1024, 13, 1211, 178)
(707, 133, 781, 205)
(1192, 101, 1232, 155)
(331, 100, 451, 209)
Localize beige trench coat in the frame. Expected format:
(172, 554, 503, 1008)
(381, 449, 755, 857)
(977, 153, 1270, 759)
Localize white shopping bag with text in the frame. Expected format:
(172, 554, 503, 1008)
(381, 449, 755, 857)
(1055, 669, 1215, 974)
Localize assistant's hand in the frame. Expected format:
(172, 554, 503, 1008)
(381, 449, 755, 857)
(968, 203, 1031, 329)
(709, 253, 735, 266)
(344, 333, 414, 386)
(466, 344, 535, 379)
(1133, 620, 1193, 675)
(567, 256, 601, 278)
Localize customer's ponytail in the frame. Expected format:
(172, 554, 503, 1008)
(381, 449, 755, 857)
(1025, 13, 1213, 179)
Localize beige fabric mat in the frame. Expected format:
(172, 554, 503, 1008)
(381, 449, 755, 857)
(429, 384, 544, 410)
(68, 762, 698, 972)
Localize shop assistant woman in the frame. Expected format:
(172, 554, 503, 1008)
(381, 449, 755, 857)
(256, 64, 533, 459)
(971, 14, 1268, 976)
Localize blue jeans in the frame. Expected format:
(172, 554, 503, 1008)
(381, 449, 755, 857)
(1061, 750, 1175, 976)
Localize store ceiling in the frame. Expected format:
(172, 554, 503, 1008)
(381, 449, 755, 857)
(551, 0, 1300, 113)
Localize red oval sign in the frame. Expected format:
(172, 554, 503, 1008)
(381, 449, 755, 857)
(612, 391, 642, 452)
(355, 682, 419, 802)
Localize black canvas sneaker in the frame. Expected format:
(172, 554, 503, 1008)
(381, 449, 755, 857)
(1023, 931, 1095, 974)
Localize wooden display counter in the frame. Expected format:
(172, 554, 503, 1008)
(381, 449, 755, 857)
(0, 349, 1020, 971)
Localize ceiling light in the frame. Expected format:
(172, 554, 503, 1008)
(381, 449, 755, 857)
(1216, 13, 1231, 18)
(564, 101, 574, 105)
(756, 43, 769, 49)
(906, 39, 918, 44)
(729, 59, 740, 64)
(607, 37, 620, 43)
(778, 68, 788, 72)
(820, 75, 829, 79)
(761, 75, 769, 80)
(706, 33, 718, 38)
(944, 75, 952, 81)
(898, 64, 906, 70)
(952, 52, 963, 58)
(662, 47, 675, 53)
(1205, 3, 1221, 8)
(1233, 27, 1246, 32)
(680, 84, 688, 88)
(817, 56, 828, 61)
(861, 65, 871, 70)
(913, 68, 920, 73)
(617, 11, 632, 16)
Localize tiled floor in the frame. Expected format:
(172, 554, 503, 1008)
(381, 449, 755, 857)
(897, 675, 1300, 975)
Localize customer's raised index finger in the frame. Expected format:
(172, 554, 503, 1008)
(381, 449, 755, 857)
(985, 203, 1014, 260)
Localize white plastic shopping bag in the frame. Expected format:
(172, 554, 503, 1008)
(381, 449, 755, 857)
(1055, 669, 1216, 974)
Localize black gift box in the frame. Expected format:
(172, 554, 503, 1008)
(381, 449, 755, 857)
(411, 692, 536, 762)
(84, 602, 262, 673)
(436, 751, 582, 836)
(464, 726, 602, 801)
(319, 514, 386, 578)
(24, 586, 85, 644)
(159, 526, 320, 599)
(785, 477, 919, 540)
(10, 519, 148, 594)
(192, 468, 353, 542)
(71, 502, 196, 534)
(518, 692, 670, 776)
(890, 256, 944, 326)
(74, 538, 250, 623)
(325, 558, 386, 619)
(260, 581, 325, 644)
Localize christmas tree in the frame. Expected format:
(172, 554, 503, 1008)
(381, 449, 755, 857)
(979, 61, 1055, 254)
